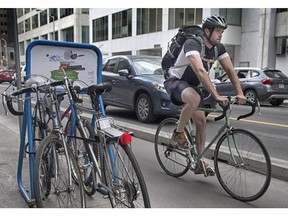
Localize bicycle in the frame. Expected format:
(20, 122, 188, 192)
(154, 97, 271, 202)
(66, 81, 151, 207)
(2, 77, 86, 208)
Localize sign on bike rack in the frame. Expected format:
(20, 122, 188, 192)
(18, 40, 103, 206)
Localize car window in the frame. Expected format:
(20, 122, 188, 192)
(117, 59, 131, 73)
(103, 58, 118, 73)
(249, 70, 260, 78)
(237, 70, 249, 78)
(132, 58, 163, 75)
(264, 70, 287, 78)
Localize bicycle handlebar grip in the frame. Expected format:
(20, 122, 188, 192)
(214, 101, 228, 121)
(237, 100, 256, 120)
(6, 97, 24, 116)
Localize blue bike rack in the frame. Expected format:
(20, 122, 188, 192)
(17, 40, 105, 207)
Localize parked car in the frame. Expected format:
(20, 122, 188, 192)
(0, 70, 15, 84)
(101, 55, 181, 123)
(214, 67, 288, 106)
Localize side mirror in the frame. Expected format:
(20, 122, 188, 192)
(118, 69, 129, 77)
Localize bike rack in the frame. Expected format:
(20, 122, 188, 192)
(17, 40, 104, 207)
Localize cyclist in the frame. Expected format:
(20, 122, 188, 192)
(164, 15, 247, 175)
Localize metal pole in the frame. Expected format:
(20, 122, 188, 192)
(1, 38, 9, 68)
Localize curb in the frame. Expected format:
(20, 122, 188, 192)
(115, 120, 288, 182)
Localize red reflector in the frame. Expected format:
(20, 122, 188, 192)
(120, 132, 132, 145)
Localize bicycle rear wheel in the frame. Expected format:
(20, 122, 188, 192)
(154, 118, 190, 177)
(214, 128, 271, 202)
(103, 141, 151, 208)
(34, 134, 86, 208)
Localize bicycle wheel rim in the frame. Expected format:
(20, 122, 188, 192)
(214, 129, 271, 202)
(103, 142, 150, 208)
(34, 135, 86, 208)
(154, 118, 190, 177)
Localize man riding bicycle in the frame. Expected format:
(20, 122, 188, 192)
(164, 15, 247, 175)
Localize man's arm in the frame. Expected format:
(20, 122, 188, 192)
(219, 57, 246, 104)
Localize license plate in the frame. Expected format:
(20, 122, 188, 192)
(279, 84, 285, 88)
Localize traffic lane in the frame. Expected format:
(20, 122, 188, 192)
(106, 105, 288, 161)
(131, 136, 288, 208)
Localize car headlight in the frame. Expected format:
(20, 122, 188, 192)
(152, 83, 166, 92)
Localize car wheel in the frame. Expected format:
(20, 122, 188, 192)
(270, 99, 284, 107)
(135, 93, 156, 123)
(244, 89, 257, 103)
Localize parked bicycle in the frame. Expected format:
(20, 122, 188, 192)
(66, 80, 151, 207)
(2, 77, 86, 208)
(154, 97, 271, 202)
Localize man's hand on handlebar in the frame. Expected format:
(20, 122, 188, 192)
(236, 94, 247, 105)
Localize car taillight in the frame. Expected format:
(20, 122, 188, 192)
(262, 79, 273, 85)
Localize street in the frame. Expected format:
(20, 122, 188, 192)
(0, 83, 288, 208)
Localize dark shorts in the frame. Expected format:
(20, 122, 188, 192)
(164, 77, 199, 106)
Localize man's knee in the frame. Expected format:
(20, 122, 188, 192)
(182, 88, 201, 105)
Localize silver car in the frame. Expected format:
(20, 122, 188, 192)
(214, 67, 288, 106)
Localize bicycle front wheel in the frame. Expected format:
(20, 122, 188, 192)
(154, 118, 190, 177)
(34, 134, 86, 208)
(214, 128, 271, 202)
(103, 141, 150, 208)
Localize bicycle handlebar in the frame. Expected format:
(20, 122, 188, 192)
(214, 97, 256, 122)
(2, 79, 66, 116)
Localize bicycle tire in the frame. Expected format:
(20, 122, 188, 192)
(66, 116, 98, 196)
(103, 141, 151, 208)
(214, 128, 271, 202)
(34, 134, 86, 208)
(154, 117, 190, 177)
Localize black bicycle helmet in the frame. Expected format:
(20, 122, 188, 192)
(202, 15, 227, 29)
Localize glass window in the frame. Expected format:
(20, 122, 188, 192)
(25, 18, 31, 32)
(49, 8, 58, 22)
(60, 8, 73, 18)
(137, 8, 162, 35)
(19, 42, 24, 55)
(103, 58, 118, 73)
(18, 21, 24, 34)
(32, 14, 39, 29)
(112, 9, 132, 39)
(219, 8, 241, 26)
(168, 8, 202, 29)
(17, 8, 23, 18)
(62, 26, 74, 42)
(92, 16, 108, 42)
(81, 8, 89, 14)
(82, 26, 89, 43)
(24, 8, 30, 14)
(40, 10, 47, 26)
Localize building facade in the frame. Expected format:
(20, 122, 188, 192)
(17, 8, 90, 64)
(13, 8, 288, 76)
(89, 8, 288, 76)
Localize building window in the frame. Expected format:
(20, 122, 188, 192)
(168, 8, 202, 29)
(49, 8, 58, 22)
(92, 16, 108, 42)
(219, 8, 242, 26)
(62, 26, 74, 42)
(32, 14, 39, 29)
(81, 8, 89, 14)
(18, 21, 24, 34)
(17, 8, 23, 18)
(19, 41, 24, 55)
(40, 10, 48, 26)
(137, 8, 162, 35)
(25, 18, 31, 32)
(82, 26, 89, 43)
(24, 8, 30, 14)
(112, 9, 132, 39)
(60, 8, 73, 18)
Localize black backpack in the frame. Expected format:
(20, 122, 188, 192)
(162, 25, 205, 79)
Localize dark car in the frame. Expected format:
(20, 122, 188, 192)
(101, 55, 182, 123)
(214, 67, 288, 106)
(0, 70, 15, 84)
